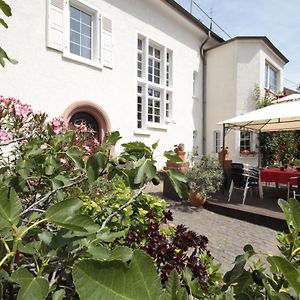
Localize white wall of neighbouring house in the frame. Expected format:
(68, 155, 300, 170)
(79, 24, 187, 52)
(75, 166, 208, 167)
(0, 0, 220, 168)
(206, 39, 286, 166)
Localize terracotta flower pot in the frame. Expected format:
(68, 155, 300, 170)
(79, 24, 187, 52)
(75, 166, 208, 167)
(176, 151, 186, 162)
(189, 191, 206, 207)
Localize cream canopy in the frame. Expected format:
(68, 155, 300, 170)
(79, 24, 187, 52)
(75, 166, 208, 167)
(218, 94, 300, 132)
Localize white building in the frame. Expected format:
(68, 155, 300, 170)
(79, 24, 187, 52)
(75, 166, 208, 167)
(0, 0, 288, 167)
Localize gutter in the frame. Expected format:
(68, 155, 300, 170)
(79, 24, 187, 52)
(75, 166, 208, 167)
(200, 24, 211, 156)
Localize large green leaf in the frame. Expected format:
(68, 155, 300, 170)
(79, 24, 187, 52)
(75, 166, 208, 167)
(66, 146, 84, 169)
(106, 131, 122, 145)
(164, 151, 183, 163)
(162, 270, 188, 300)
(52, 289, 65, 300)
(134, 157, 157, 184)
(278, 198, 300, 231)
(267, 256, 300, 296)
(11, 268, 49, 300)
(46, 198, 82, 222)
(73, 250, 162, 299)
(0, 183, 21, 228)
(166, 169, 188, 199)
(0, 0, 11, 17)
(0, 46, 17, 67)
(0, 18, 8, 28)
(87, 246, 132, 262)
(46, 198, 99, 234)
(87, 152, 107, 183)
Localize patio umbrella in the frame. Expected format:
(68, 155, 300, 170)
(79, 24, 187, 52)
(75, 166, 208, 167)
(217, 93, 300, 167)
(218, 93, 300, 132)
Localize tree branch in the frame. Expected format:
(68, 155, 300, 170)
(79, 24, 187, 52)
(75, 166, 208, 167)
(21, 176, 86, 217)
(0, 136, 31, 146)
(99, 184, 146, 231)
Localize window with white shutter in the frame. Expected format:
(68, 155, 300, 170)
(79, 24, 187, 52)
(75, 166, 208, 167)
(46, 0, 112, 68)
(47, 0, 64, 51)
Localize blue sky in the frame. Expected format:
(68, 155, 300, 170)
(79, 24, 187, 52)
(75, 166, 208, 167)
(176, 0, 300, 91)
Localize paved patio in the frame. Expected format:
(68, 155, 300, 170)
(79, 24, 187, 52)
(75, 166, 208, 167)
(145, 183, 281, 273)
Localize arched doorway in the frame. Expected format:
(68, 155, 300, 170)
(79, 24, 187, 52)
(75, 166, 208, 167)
(63, 101, 111, 142)
(70, 112, 99, 140)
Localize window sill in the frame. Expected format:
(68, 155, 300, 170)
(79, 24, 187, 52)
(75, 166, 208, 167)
(62, 51, 103, 70)
(147, 123, 168, 131)
(165, 118, 175, 124)
(192, 96, 199, 100)
(134, 129, 151, 136)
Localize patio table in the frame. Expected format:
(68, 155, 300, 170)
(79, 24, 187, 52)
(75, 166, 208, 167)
(260, 168, 300, 198)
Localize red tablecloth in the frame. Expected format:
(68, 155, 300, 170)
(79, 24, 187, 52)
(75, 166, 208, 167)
(260, 168, 300, 185)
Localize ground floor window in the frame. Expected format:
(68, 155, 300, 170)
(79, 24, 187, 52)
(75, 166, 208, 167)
(240, 131, 251, 151)
(136, 84, 172, 130)
(213, 130, 221, 153)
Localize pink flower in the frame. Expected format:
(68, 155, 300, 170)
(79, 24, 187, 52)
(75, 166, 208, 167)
(0, 129, 12, 142)
(59, 157, 67, 164)
(15, 103, 31, 117)
(82, 144, 91, 152)
(50, 119, 61, 127)
(40, 144, 48, 150)
(92, 138, 99, 147)
(53, 126, 62, 135)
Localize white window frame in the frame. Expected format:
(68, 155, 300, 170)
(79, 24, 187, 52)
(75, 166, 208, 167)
(63, 0, 102, 69)
(193, 71, 199, 99)
(136, 34, 173, 133)
(213, 130, 221, 153)
(265, 62, 278, 92)
(240, 131, 252, 152)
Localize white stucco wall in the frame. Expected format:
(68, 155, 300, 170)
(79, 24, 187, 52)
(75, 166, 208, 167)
(206, 39, 286, 166)
(0, 0, 219, 168)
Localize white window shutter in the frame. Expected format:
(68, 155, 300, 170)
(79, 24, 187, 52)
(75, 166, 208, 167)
(47, 0, 64, 51)
(101, 16, 113, 68)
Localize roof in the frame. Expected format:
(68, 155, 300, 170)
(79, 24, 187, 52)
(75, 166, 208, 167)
(218, 94, 300, 132)
(161, 0, 224, 43)
(206, 36, 289, 64)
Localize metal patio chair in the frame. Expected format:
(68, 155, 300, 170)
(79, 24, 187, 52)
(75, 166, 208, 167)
(228, 163, 261, 205)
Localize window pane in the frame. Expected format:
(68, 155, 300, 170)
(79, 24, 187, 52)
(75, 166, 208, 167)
(70, 30, 80, 44)
(81, 24, 91, 36)
(70, 42, 80, 55)
(70, 18, 80, 32)
(155, 49, 160, 59)
(81, 47, 91, 59)
(138, 39, 143, 50)
(81, 35, 91, 48)
(137, 86, 142, 93)
(70, 6, 80, 20)
(81, 11, 91, 25)
(149, 46, 153, 56)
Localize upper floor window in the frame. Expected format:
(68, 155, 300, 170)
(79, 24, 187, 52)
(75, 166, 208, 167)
(69, 6, 92, 59)
(47, 0, 113, 68)
(265, 62, 278, 92)
(136, 35, 173, 131)
(148, 45, 161, 84)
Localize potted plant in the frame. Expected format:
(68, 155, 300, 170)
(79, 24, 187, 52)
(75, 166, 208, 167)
(218, 146, 229, 161)
(174, 143, 185, 161)
(186, 156, 223, 206)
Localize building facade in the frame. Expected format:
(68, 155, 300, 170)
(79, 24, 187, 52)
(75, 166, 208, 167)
(0, 0, 288, 167)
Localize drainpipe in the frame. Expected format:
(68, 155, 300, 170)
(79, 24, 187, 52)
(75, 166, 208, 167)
(200, 23, 211, 156)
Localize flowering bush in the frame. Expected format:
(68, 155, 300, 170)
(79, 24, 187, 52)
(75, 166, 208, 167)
(0, 97, 221, 299)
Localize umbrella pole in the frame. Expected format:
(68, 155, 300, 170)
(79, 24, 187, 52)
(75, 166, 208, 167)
(222, 124, 226, 194)
(258, 131, 262, 168)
